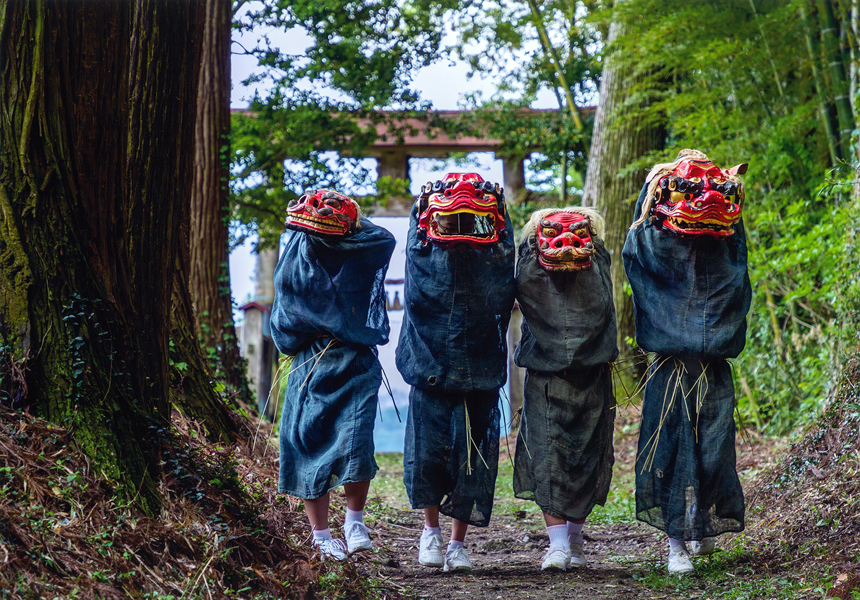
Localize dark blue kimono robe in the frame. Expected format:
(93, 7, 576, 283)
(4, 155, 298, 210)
(513, 234, 618, 522)
(396, 203, 516, 527)
(623, 182, 752, 540)
(272, 217, 395, 499)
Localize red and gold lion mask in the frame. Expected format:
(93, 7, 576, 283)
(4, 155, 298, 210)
(417, 172, 506, 248)
(285, 189, 360, 238)
(645, 150, 747, 239)
(526, 207, 603, 272)
(536, 212, 595, 271)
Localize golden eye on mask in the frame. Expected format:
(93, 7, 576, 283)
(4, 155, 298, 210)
(669, 191, 690, 205)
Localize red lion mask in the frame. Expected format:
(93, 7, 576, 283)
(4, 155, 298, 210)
(648, 152, 747, 238)
(417, 172, 506, 248)
(536, 211, 596, 271)
(285, 190, 359, 238)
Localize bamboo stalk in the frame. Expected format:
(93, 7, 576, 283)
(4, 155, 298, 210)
(802, 4, 841, 165)
(748, 0, 786, 102)
(817, 0, 854, 156)
(524, 0, 587, 158)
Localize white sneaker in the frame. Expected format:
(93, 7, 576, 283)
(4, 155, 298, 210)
(569, 542, 587, 567)
(667, 547, 695, 574)
(540, 546, 571, 571)
(690, 537, 716, 556)
(418, 530, 444, 567)
(443, 545, 473, 573)
(313, 538, 348, 561)
(344, 521, 373, 554)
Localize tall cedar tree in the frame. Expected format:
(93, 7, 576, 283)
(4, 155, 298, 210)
(190, 0, 252, 403)
(0, 0, 238, 514)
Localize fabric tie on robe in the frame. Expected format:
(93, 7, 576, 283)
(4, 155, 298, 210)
(271, 217, 395, 499)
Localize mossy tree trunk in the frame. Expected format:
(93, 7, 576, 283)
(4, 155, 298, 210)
(582, 18, 664, 367)
(0, 0, 219, 514)
(189, 0, 253, 406)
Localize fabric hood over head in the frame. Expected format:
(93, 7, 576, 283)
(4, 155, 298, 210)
(515, 235, 618, 372)
(396, 203, 516, 392)
(622, 183, 752, 359)
(271, 216, 396, 355)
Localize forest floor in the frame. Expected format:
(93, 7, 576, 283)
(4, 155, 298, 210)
(349, 356, 860, 600)
(2, 357, 859, 599)
(349, 416, 823, 600)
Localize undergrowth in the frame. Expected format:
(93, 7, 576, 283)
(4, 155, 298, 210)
(0, 406, 406, 600)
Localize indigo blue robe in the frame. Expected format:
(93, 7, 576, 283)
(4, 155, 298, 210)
(272, 217, 395, 499)
(623, 183, 751, 540)
(397, 202, 516, 526)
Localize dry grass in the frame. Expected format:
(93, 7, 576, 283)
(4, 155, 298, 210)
(0, 405, 406, 600)
(739, 349, 860, 598)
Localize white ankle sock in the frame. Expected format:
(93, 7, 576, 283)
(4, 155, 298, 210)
(668, 537, 687, 553)
(424, 525, 442, 536)
(345, 508, 364, 526)
(448, 540, 464, 550)
(547, 524, 569, 550)
(313, 528, 332, 542)
(567, 520, 585, 545)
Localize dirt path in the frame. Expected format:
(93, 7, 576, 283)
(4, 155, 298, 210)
(367, 510, 662, 600)
(348, 416, 783, 599)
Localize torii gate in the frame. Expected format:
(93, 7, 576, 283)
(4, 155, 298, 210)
(239, 109, 575, 421)
(359, 109, 535, 216)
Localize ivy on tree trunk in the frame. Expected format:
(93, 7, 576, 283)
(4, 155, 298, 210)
(0, 0, 238, 514)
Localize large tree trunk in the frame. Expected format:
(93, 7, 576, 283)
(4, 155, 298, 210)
(0, 0, 204, 514)
(582, 19, 664, 366)
(189, 0, 253, 405)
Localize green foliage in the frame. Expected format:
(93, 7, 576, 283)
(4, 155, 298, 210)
(609, 0, 860, 434)
(451, 0, 601, 104)
(446, 0, 599, 195)
(630, 539, 810, 599)
(231, 0, 463, 248)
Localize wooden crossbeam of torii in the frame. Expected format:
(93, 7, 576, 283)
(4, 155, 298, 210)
(232, 107, 599, 216)
(358, 109, 560, 215)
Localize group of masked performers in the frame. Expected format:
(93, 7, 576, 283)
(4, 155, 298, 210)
(270, 149, 751, 576)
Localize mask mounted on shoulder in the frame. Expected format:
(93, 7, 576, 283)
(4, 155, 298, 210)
(416, 172, 506, 249)
(648, 151, 747, 239)
(285, 190, 359, 238)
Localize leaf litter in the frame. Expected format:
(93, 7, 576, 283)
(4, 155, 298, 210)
(1, 350, 859, 598)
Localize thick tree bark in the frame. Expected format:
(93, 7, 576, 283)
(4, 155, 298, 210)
(0, 0, 205, 513)
(170, 232, 245, 442)
(190, 0, 253, 405)
(582, 19, 664, 364)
